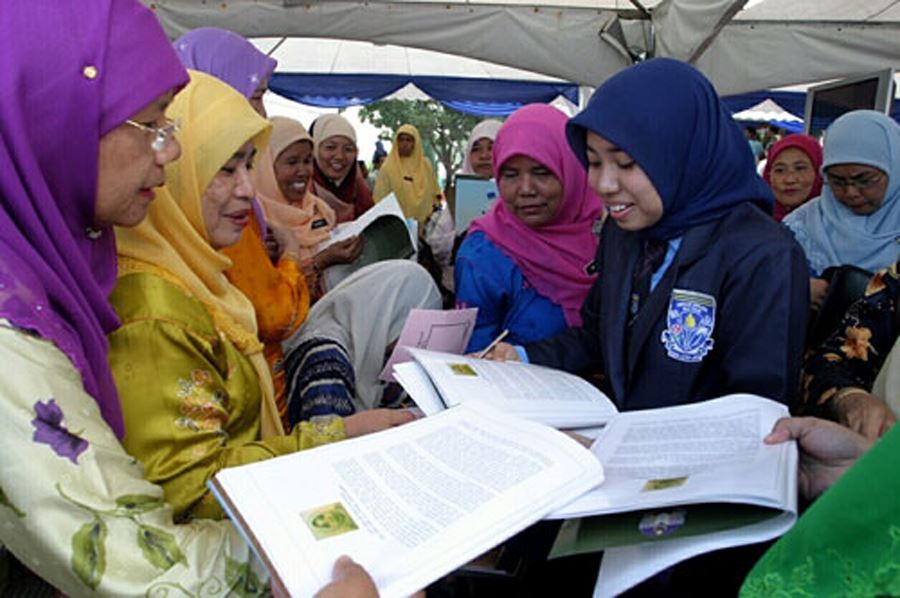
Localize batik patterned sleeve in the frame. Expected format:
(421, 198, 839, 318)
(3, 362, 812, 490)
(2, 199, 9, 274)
(109, 313, 343, 521)
(801, 263, 900, 417)
(0, 323, 270, 597)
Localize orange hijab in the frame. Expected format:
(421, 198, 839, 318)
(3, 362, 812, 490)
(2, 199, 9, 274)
(255, 116, 336, 260)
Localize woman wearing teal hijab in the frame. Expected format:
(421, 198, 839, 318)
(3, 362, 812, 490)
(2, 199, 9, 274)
(784, 110, 900, 277)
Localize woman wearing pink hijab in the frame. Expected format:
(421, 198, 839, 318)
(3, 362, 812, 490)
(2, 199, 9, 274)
(763, 134, 823, 222)
(454, 104, 604, 352)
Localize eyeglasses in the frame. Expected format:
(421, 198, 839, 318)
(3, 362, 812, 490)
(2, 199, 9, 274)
(124, 118, 180, 151)
(825, 170, 884, 192)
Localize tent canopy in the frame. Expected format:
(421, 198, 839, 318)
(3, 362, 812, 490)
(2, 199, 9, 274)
(732, 99, 802, 123)
(254, 37, 580, 115)
(147, 0, 900, 96)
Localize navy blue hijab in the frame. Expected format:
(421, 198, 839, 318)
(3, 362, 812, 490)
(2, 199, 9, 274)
(567, 58, 774, 241)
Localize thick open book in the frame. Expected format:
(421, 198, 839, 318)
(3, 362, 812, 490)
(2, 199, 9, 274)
(545, 394, 798, 597)
(393, 348, 619, 428)
(209, 402, 603, 598)
(319, 194, 416, 290)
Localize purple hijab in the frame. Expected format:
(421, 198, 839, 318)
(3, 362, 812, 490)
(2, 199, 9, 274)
(174, 28, 278, 100)
(0, 0, 188, 437)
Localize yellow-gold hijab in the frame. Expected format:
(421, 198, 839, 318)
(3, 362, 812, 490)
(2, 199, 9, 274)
(375, 123, 441, 224)
(115, 70, 284, 437)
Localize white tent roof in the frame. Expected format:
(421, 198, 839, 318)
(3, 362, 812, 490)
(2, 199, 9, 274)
(252, 37, 568, 81)
(732, 99, 802, 123)
(147, 0, 900, 95)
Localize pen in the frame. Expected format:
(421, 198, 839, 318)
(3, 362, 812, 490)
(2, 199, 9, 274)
(476, 329, 509, 359)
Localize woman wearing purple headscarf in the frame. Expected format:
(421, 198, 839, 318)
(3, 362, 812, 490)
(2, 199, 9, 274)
(0, 2, 293, 595)
(174, 27, 276, 117)
(454, 104, 604, 353)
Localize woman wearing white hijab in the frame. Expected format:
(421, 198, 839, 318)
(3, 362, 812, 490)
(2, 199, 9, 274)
(461, 119, 503, 178)
(283, 260, 441, 422)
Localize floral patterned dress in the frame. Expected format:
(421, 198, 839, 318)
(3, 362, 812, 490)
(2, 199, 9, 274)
(801, 261, 899, 419)
(0, 321, 270, 596)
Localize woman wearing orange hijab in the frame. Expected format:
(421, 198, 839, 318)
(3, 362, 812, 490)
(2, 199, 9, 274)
(255, 116, 362, 301)
(256, 117, 336, 258)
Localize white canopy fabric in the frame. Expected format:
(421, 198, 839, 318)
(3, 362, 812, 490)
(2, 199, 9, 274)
(251, 37, 570, 82)
(146, 0, 900, 95)
(732, 99, 802, 123)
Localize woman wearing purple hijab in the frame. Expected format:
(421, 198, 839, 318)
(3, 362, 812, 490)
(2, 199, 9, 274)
(0, 1, 289, 595)
(174, 27, 276, 117)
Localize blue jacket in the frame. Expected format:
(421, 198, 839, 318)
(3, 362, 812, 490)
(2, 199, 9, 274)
(526, 203, 809, 412)
(455, 231, 567, 352)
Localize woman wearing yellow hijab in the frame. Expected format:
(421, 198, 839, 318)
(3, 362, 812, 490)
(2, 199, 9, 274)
(109, 71, 412, 521)
(373, 124, 443, 226)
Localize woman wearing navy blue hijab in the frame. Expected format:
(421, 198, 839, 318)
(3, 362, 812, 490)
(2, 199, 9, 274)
(494, 58, 809, 414)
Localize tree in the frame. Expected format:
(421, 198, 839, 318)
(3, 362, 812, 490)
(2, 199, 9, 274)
(359, 99, 482, 192)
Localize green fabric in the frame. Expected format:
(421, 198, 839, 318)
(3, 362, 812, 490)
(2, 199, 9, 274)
(741, 425, 900, 597)
(109, 273, 343, 521)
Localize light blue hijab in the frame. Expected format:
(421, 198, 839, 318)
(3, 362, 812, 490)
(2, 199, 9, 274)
(784, 110, 900, 275)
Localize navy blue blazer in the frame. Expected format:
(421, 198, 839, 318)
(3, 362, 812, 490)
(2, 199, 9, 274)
(525, 202, 809, 412)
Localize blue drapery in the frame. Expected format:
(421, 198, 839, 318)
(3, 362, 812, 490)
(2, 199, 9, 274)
(269, 72, 579, 116)
(270, 73, 896, 126)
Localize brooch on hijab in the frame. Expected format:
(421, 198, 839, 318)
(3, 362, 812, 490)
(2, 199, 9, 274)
(85, 227, 103, 240)
(82, 65, 98, 80)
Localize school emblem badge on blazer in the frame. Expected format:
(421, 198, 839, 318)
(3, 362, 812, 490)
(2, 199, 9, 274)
(661, 289, 716, 363)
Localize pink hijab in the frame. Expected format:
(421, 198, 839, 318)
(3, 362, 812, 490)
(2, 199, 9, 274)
(763, 134, 823, 222)
(470, 104, 604, 326)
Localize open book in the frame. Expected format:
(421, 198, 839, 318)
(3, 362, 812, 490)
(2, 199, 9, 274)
(545, 394, 798, 597)
(209, 402, 603, 598)
(319, 194, 416, 290)
(392, 348, 618, 428)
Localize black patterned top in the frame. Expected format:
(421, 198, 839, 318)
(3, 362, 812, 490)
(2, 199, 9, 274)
(801, 261, 899, 418)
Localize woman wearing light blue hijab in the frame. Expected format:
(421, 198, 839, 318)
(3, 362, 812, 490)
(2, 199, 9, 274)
(784, 110, 900, 279)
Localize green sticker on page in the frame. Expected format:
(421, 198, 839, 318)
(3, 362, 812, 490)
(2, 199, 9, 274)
(642, 477, 688, 492)
(301, 503, 359, 541)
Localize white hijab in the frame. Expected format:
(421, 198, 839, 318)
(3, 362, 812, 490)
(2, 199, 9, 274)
(284, 260, 441, 410)
(461, 119, 503, 175)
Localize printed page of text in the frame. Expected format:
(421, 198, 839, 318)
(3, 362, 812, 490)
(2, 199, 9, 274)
(550, 394, 795, 518)
(213, 402, 603, 598)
